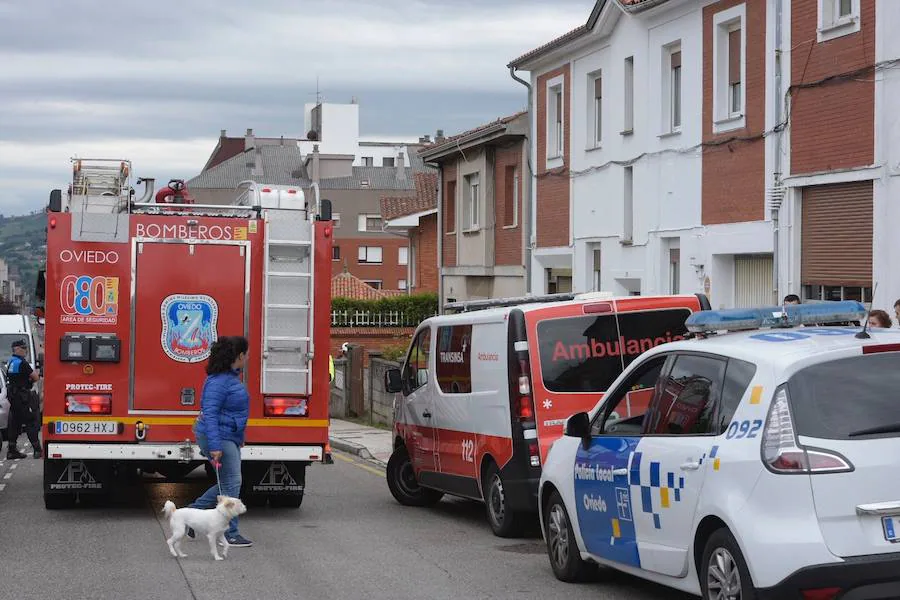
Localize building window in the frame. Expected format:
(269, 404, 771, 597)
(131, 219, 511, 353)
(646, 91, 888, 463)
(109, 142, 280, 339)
(358, 214, 383, 232)
(398, 246, 408, 266)
(445, 180, 457, 234)
(363, 280, 383, 290)
(623, 166, 633, 243)
(623, 56, 634, 134)
(669, 47, 682, 131)
(331, 212, 341, 228)
(358, 246, 383, 264)
(803, 284, 872, 305)
(669, 248, 680, 294)
(589, 71, 602, 147)
(713, 5, 746, 132)
(818, 0, 860, 42)
(547, 81, 564, 159)
(728, 28, 742, 116)
(503, 165, 518, 227)
(361, 156, 374, 166)
(464, 172, 480, 230)
(592, 247, 602, 291)
(383, 156, 395, 167)
(398, 279, 408, 291)
(332, 245, 341, 261)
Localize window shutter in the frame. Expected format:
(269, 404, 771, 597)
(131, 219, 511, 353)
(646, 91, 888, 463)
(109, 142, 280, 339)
(729, 29, 741, 85)
(670, 50, 681, 69)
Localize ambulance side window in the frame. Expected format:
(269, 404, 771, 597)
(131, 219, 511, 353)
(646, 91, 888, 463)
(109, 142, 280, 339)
(402, 328, 431, 395)
(592, 354, 670, 436)
(435, 325, 473, 394)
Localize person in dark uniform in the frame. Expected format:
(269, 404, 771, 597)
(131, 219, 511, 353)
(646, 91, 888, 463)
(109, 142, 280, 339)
(6, 339, 41, 459)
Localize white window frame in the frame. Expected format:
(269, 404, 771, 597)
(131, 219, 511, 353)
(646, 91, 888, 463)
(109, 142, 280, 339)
(818, 0, 860, 42)
(398, 279, 408, 291)
(357, 246, 383, 264)
(363, 279, 383, 290)
(398, 246, 409, 266)
(463, 172, 480, 232)
(660, 42, 682, 136)
(623, 56, 634, 134)
(358, 214, 383, 233)
(360, 156, 373, 166)
(332, 212, 341, 228)
(503, 165, 519, 229)
(588, 70, 602, 149)
(545, 75, 565, 164)
(332, 245, 341, 262)
(712, 4, 746, 134)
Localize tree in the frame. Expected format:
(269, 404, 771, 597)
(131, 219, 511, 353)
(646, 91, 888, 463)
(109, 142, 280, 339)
(0, 296, 20, 314)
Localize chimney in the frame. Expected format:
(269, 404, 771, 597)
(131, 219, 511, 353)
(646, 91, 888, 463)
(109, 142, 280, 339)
(418, 134, 432, 144)
(220, 129, 227, 138)
(395, 151, 407, 182)
(245, 128, 255, 151)
(311, 144, 321, 186)
(435, 129, 445, 143)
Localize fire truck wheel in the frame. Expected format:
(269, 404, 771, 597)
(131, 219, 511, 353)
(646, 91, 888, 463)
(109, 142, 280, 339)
(270, 493, 304, 508)
(484, 462, 524, 538)
(44, 493, 76, 510)
(386, 446, 443, 507)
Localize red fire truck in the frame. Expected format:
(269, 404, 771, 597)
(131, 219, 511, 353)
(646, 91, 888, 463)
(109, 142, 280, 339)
(40, 158, 333, 509)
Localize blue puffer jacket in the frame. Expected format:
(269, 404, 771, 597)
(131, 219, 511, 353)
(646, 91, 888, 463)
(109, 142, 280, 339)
(196, 369, 250, 452)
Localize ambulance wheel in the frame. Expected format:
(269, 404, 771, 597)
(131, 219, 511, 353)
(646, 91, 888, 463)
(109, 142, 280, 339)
(270, 492, 304, 508)
(700, 528, 757, 600)
(544, 490, 595, 582)
(386, 446, 443, 507)
(484, 462, 524, 538)
(44, 493, 76, 510)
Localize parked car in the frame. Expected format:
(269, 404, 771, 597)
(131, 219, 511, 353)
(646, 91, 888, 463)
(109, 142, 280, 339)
(383, 291, 710, 537)
(539, 300, 900, 598)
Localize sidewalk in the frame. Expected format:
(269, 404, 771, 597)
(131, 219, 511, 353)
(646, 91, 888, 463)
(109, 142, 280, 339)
(329, 419, 393, 467)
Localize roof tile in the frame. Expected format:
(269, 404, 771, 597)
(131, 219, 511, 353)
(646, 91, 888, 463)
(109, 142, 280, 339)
(379, 172, 438, 220)
(331, 270, 404, 300)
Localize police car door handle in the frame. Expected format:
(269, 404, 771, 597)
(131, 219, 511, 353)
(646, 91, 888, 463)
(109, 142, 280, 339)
(680, 461, 701, 471)
(422, 410, 432, 418)
(612, 468, 628, 476)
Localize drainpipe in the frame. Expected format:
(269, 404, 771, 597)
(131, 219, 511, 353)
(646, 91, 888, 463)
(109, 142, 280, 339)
(771, 0, 785, 304)
(509, 66, 533, 295)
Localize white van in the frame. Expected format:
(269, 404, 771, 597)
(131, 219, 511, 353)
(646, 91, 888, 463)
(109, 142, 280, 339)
(383, 292, 710, 537)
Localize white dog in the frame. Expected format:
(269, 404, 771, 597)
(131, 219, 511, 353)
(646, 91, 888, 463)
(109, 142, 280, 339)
(162, 495, 247, 561)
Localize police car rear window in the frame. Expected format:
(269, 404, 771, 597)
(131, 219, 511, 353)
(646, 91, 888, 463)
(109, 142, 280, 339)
(787, 353, 900, 440)
(537, 309, 691, 393)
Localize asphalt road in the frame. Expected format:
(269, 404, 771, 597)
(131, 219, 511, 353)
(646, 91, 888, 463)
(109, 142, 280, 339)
(0, 449, 692, 600)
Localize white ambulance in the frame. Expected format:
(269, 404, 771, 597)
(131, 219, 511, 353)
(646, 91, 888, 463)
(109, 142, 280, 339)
(539, 300, 900, 598)
(383, 292, 710, 537)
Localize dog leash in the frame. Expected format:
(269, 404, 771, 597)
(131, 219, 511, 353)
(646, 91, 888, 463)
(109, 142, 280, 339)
(211, 458, 224, 496)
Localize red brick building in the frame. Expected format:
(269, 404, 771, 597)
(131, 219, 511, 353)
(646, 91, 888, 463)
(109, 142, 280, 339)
(380, 172, 439, 294)
(418, 113, 530, 307)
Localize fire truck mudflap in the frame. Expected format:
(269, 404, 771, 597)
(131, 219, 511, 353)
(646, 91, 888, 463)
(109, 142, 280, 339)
(41, 160, 334, 510)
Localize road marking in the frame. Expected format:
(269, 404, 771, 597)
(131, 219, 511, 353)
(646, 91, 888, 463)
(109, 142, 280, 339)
(9, 464, 17, 470)
(333, 452, 385, 477)
(3, 473, 11, 480)
(0, 484, 5, 491)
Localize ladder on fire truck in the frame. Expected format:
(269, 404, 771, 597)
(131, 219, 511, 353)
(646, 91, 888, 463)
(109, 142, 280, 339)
(68, 158, 133, 212)
(254, 182, 318, 396)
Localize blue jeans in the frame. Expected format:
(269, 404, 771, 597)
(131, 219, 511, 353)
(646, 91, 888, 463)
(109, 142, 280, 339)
(190, 426, 242, 538)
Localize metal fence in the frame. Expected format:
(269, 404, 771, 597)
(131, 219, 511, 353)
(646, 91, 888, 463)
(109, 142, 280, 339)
(331, 309, 420, 327)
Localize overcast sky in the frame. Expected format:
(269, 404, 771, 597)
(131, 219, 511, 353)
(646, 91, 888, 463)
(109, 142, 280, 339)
(0, 0, 592, 216)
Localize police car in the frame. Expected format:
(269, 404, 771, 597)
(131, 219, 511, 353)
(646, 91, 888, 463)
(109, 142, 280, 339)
(539, 301, 900, 599)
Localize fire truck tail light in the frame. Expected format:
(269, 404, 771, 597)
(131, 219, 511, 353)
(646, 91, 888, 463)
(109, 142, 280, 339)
(264, 396, 308, 417)
(65, 394, 112, 415)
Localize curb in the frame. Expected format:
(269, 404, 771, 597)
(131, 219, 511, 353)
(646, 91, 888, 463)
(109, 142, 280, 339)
(329, 437, 387, 469)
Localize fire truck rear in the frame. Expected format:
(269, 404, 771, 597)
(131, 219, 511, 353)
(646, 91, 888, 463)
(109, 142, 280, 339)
(41, 158, 333, 509)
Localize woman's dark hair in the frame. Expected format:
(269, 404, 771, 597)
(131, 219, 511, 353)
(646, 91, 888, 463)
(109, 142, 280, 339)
(868, 309, 892, 329)
(206, 335, 249, 374)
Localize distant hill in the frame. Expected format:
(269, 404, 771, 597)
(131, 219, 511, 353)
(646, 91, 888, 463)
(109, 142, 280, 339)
(0, 212, 47, 305)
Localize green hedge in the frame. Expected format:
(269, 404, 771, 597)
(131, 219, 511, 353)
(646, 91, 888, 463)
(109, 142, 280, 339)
(331, 292, 438, 327)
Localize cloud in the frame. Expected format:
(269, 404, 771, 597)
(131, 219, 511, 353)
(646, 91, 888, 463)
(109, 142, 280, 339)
(0, 0, 593, 214)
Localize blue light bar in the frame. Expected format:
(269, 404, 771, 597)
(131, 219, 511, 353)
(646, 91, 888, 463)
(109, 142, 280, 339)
(685, 300, 867, 333)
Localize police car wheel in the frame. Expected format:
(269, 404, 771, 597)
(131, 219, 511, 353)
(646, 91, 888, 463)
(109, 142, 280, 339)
(544, 490, 594, 582)
(484, 463, 523, 538)
(700, 529, 757, 600)
(386, 446, 443, 507)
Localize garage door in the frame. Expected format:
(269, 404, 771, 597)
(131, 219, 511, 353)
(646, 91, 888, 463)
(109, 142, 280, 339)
(734, 254, 773, 308)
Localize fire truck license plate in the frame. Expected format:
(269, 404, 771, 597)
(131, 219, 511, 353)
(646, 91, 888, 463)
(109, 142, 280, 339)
(55, 421, 118, 435)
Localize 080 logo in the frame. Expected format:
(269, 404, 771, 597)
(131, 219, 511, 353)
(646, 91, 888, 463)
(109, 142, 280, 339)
(59, 275, 120, 325)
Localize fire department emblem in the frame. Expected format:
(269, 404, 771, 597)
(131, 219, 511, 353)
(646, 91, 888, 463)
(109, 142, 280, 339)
(160, 294, 219, 363)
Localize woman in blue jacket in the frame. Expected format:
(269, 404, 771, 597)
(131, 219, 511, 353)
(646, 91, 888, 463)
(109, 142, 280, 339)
(186, 335, 252, 547)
